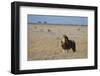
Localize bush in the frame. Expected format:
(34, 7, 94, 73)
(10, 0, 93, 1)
(48, 29, 51, 32)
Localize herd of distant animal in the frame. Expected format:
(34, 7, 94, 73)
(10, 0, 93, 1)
(33, 26, 76, 53)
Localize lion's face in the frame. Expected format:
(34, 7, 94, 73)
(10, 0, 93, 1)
(61, 35, 65, 44)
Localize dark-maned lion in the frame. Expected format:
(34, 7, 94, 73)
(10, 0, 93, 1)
(61, 35, 76, 52)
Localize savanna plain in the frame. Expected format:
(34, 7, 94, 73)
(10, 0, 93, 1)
(28, 24, 88, 61)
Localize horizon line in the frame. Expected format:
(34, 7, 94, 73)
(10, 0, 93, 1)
(28, 23, 88, 26)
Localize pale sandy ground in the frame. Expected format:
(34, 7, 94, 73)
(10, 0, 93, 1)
(28, 24, 88, 61)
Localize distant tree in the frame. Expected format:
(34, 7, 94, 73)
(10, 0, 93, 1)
(38, 21, 41, 24)
(44, 21, 47, 24)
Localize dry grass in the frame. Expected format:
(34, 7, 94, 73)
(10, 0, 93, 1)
(28, 24, 88, 61)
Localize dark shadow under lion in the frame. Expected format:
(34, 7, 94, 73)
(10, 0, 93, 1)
(61, 35, 76, 53)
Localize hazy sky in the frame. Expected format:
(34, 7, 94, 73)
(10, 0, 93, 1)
(28, 15, 88, 25)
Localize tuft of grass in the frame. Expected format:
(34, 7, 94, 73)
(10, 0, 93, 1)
(77, 28, 80, 31)
(34, 26, 37, 29)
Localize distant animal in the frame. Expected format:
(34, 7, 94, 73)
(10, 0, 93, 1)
(48, 29, 51, 32)
(61, 35, 76, 53)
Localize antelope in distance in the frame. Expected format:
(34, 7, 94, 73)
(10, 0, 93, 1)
(61, 35, 76, 53)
